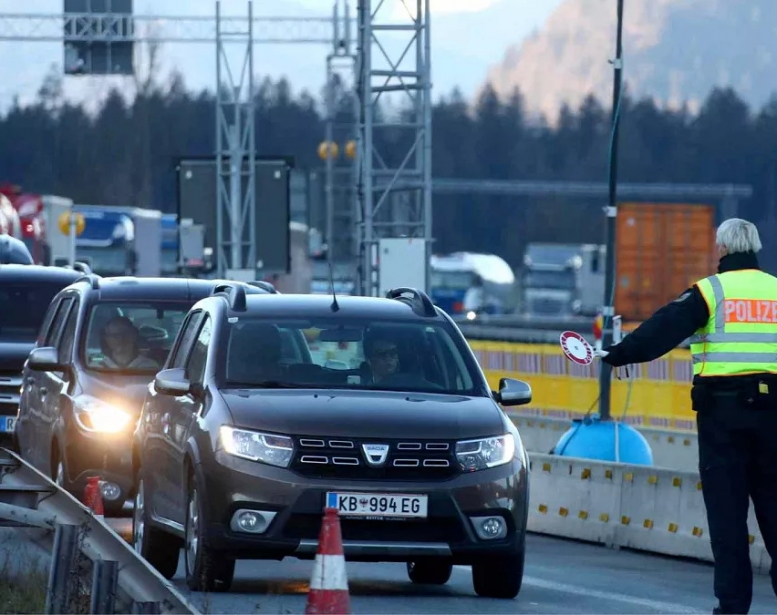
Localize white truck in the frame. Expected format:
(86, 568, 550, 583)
(521, 242, 605, 318)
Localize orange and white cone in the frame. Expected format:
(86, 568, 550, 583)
(305, 507, 350, 615)
(82, 476, 104, 519)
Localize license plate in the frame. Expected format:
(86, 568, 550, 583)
(1, 416, 16, 434)
(326, 492, 428, 518)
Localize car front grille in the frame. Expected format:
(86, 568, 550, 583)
(0, 371, 21, 417)
(291, 437, 460, 480)
(282, 514, 467, 543)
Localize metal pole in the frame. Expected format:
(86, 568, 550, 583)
(45, 523, 79, 614)
(90, 559, 119, 614)
(215, 0, 224, 277)
(247, 0, 256, 274)
(68, 213, 77, 267)
(230, 103, 242, 270)
(598, 0, 624, 422)
(421, 0, 433, 295)
(358, 0, 374, 296)
(325, 58, 335, 260)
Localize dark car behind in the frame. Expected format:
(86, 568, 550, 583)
(0, 264, 84, 447)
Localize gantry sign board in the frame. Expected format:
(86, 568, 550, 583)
(176, 157, 293, 275)
(64, 0, 135, 75)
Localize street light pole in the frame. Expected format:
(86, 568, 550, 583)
(598, 0, 625, 422)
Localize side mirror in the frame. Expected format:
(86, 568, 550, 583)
(27, 347, 64, 372)
(495, 377, 532, 407)
(154, 368, 191, 396)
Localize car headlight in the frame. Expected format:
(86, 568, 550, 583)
(73, 395, 133, 434)
(456, 434, 516, 472)
(219, 426, 294, 468)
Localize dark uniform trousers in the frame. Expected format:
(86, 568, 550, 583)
(695, 384, 777, 614)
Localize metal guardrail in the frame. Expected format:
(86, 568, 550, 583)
(455, 315, 692, 349)
(0, 448, 198, 614)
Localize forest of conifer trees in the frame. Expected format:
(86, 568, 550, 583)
(1, 67, 775, 270)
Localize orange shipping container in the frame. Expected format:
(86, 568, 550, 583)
(615, 202, 717, 323)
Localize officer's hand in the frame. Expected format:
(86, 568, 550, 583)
(594, 349, 610, 359)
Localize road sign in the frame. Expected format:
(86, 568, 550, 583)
(58, 211, 85, 237)
(560, 330, 594, 366)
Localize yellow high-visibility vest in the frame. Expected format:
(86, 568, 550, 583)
(690, 269, 777, 377)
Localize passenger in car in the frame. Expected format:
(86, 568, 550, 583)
(100, 316, 158, 370)
(228, 323, 285, 382)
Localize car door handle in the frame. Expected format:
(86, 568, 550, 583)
(39, 387, 48, 397)
(26, 377, 35, 386)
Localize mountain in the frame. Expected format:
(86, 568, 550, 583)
(482, 0, 777, 122)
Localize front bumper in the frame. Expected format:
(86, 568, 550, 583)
(62, 421, 134, 507)
(196, 451, 528, 564)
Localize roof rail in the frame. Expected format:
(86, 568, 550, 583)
(75, 273, 100, 290)
(247, 280, 280, 294)
(386, 287, 437, 317)
(71, 261, 92, 275)
(210, 282, 247, 312)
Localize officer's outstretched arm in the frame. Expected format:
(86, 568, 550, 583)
(602, 286, 710, 367)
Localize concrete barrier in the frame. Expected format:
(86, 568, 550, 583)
(528, 453, 770, 574)
(510, 412, 699, 472)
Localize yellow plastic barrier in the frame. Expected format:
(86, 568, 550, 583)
(468, 340, 697, 432)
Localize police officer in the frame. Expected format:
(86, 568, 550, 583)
(597, 217, 777, 614)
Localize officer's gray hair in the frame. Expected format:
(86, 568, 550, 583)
(716, 218, 762, 254)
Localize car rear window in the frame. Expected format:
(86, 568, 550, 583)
(222, 317, 483, 396)
(0, 282, 69, 342)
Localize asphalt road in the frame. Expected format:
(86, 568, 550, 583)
(167, 533, 777, 615)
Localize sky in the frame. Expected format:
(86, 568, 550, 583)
(0, 0, 563, 111)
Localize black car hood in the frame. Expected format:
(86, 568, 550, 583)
(220, 389, 505, 439)
(0, 342, 34, 372)
(78, 370, 154, 417)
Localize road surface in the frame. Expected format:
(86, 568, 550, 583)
(167, 533, 776, 614)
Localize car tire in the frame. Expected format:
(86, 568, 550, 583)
(132, 472, 182, 580)
(184, 472, 235, 592)
(407, 560, 453, 585)
(471, 546, 525, 599)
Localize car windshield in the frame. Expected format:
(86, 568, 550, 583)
(0, 282, 70, 343)
(431, 270, 473, 290)
(223, 317, 481, 395)
(524, 270, 576, 290)
(82, 301, 192, 373)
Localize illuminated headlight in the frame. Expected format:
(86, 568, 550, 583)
(466, 310, 477, 321)
(456, 434, 516, 472)
(219, 426, 294, 468)
(73, 395, 133, 434)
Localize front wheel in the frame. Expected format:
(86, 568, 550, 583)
(132, 472, 182, 579)
(184, 473, 234, 592)
(472, 547, 525, 599)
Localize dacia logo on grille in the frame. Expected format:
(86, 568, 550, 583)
(362, 443, 390, 467)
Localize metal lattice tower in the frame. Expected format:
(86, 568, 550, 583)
(323, 1, 359, 274)
(355, 0, 433, 297)
(0, 4, 337, 279)
(215, 0, 256, 277)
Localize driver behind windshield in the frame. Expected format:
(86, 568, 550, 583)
(100, 316, 158, 370)
(363, 328, 401, 384)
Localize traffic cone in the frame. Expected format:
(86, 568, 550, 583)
(305, 507, 350, 615)
(83, 476, 104, 519)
